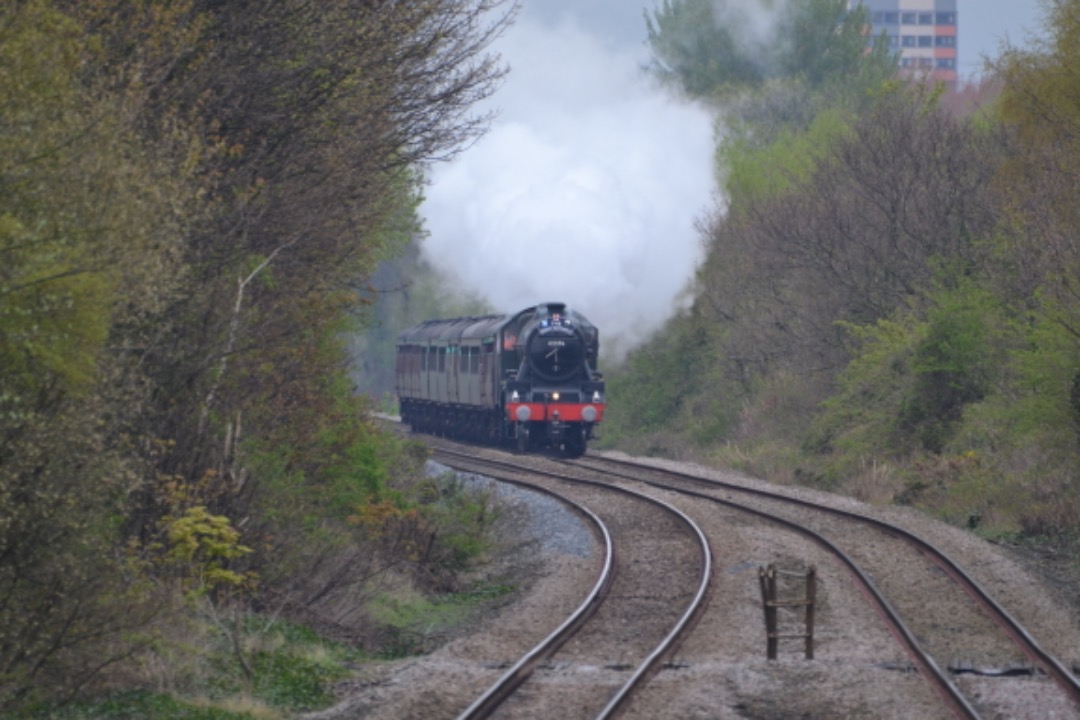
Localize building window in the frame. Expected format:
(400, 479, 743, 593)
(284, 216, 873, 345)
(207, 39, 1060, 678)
(901, 35, 916, 47)
(889, 34, 899, 48)
(883, 12, 898, 24)
(872, 12, 883, 23)
(936, 58, 956, 69)
(900, 57, 913, 68)
(936, 12, 957, 25)
(918, 12, 933, 24)
(919, 57, 933, 68)
(901, 12, 916, 24)
(935, 36, 956, 48)
(918, 35, 933, 48)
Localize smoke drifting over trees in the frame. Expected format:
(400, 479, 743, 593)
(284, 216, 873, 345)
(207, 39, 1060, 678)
(419, 5, 715, 354)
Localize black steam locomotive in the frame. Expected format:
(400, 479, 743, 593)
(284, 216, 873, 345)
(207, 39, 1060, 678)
(395, 302, 606, 456)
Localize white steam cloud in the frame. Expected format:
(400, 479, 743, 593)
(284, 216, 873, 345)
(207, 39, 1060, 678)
(420, 10, 716, 360)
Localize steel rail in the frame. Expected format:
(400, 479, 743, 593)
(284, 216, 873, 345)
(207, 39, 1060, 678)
(435, 449, 713, 720)
(594, 481, 713, 720)
(448, 457, 615, 720)
(566, 456, 980, 720)
(576, 454, 1080, 711)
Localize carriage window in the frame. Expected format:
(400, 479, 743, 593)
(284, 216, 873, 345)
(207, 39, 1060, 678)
(470, 348, 479, 374)
(438, 348, 446, 372)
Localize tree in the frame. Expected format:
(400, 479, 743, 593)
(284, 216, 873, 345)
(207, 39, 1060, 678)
(776, 0, 889, 90)
(1, 0, 519, 707)
(645, 0, 892, 103)
(995, 0, 1080, 335)
(698, 85, 999, 385)
(0, 1, 203, 706)
(139, 0, 517, 491)
(645, 0, 766, 98)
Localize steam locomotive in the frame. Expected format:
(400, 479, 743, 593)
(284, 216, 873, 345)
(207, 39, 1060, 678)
(395, 302, 606, 456)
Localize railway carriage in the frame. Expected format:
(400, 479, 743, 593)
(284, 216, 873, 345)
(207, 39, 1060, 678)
(395, 302, 605, 456)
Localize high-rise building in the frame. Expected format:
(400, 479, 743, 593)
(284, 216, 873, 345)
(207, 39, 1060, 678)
(849, 1, 958, 84)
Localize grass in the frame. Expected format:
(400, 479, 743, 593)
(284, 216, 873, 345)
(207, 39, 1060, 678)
(368, 579, 516, 658)
(23, 578, 517, 719)
(27, 691, 257, 719)
(22, 616, 364, 720)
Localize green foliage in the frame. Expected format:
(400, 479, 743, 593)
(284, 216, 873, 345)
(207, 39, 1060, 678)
(1, 0, 516, 711)
(243, 379, 395, 537)
(0, 1, 138, 404)
(166, 507, 255, 596)
(645, 0, 765, 97)
(26, 690, 252, 719)
(812, 283, 1008, 460)
(601, 312, 717, 444)
(899, 285, 1004, 453)
(776, 0, 893, 91)
(0, 219, 115, 398)
(721, 108, 848, 202)
(808, 313, 924, 463)
(26, 615, 362, 718)
(347, 471, 498, 579)
(367, 579, 513, 659)
(1008, 304, 1080, 442)
(627, 0, 1080, 546)
(646, 0, 894, 102)
(246, 651, 342, 711)
(600, 310, 752, 459)
(197, 616, 358, 713)
(0, 5, 205, 708)
(416, 474, 497, 571)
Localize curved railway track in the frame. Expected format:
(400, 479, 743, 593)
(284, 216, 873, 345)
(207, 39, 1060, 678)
(566, 452, 1080, 718)
(435, 445, 978, 719)
(432, 448, 713, 719)
(370, 420, 1080, 718)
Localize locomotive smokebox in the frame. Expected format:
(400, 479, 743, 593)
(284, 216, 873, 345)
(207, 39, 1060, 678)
(527, 326, 583, 381)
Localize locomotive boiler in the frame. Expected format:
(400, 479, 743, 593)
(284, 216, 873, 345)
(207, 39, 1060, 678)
(395, 302, 605, 456)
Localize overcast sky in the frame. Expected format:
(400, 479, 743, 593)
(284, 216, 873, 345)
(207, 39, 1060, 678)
(959, 0, 1047, 77)
(417, 0, 1051, 359)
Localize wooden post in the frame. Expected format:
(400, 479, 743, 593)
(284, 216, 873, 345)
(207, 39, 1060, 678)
(758, 564, 778, 660)
(758, 564, 816, 660)
(805, 566, 816, 660)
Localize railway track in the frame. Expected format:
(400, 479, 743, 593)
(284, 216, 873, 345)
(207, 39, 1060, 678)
(566, 452, 1080, 719)
(432, 447, 713, 719)
(434, 446, 974, 718)
(367, 421, 1080, 718)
